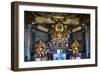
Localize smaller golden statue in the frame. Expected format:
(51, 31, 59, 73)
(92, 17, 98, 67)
(71, 40, 80, 56)
(36, 40, 46, 55)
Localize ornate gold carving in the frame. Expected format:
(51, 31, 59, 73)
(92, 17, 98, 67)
(55, 23, 64, 32)
(71, 40, 80, 54)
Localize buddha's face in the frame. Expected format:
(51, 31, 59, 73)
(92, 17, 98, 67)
(57, 32, 63, 38)
(75, 40, 77, 43)
(38, 40, 43, 45)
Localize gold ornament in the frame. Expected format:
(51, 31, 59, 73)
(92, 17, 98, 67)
(36, 40, 46, 54)
(55, 23, 64, 32)
(71, 40, 80, 54)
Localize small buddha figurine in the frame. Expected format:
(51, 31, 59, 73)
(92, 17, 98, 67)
(71, 40, 80, 58)
(35, 40, 46, 60)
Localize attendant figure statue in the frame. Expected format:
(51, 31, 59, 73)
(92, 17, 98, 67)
(71, 40, 81, 59)
(35, 40, 46, 61)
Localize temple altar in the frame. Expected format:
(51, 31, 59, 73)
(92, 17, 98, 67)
(24, 11, 90, 61)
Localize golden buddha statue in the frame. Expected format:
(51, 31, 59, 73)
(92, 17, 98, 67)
(71, 40, 80, 55)
(55, 22, 65, 39)
(36, 40, 46, 54)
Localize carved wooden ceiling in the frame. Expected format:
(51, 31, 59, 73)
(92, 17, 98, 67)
(24, 11, 90, 31)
